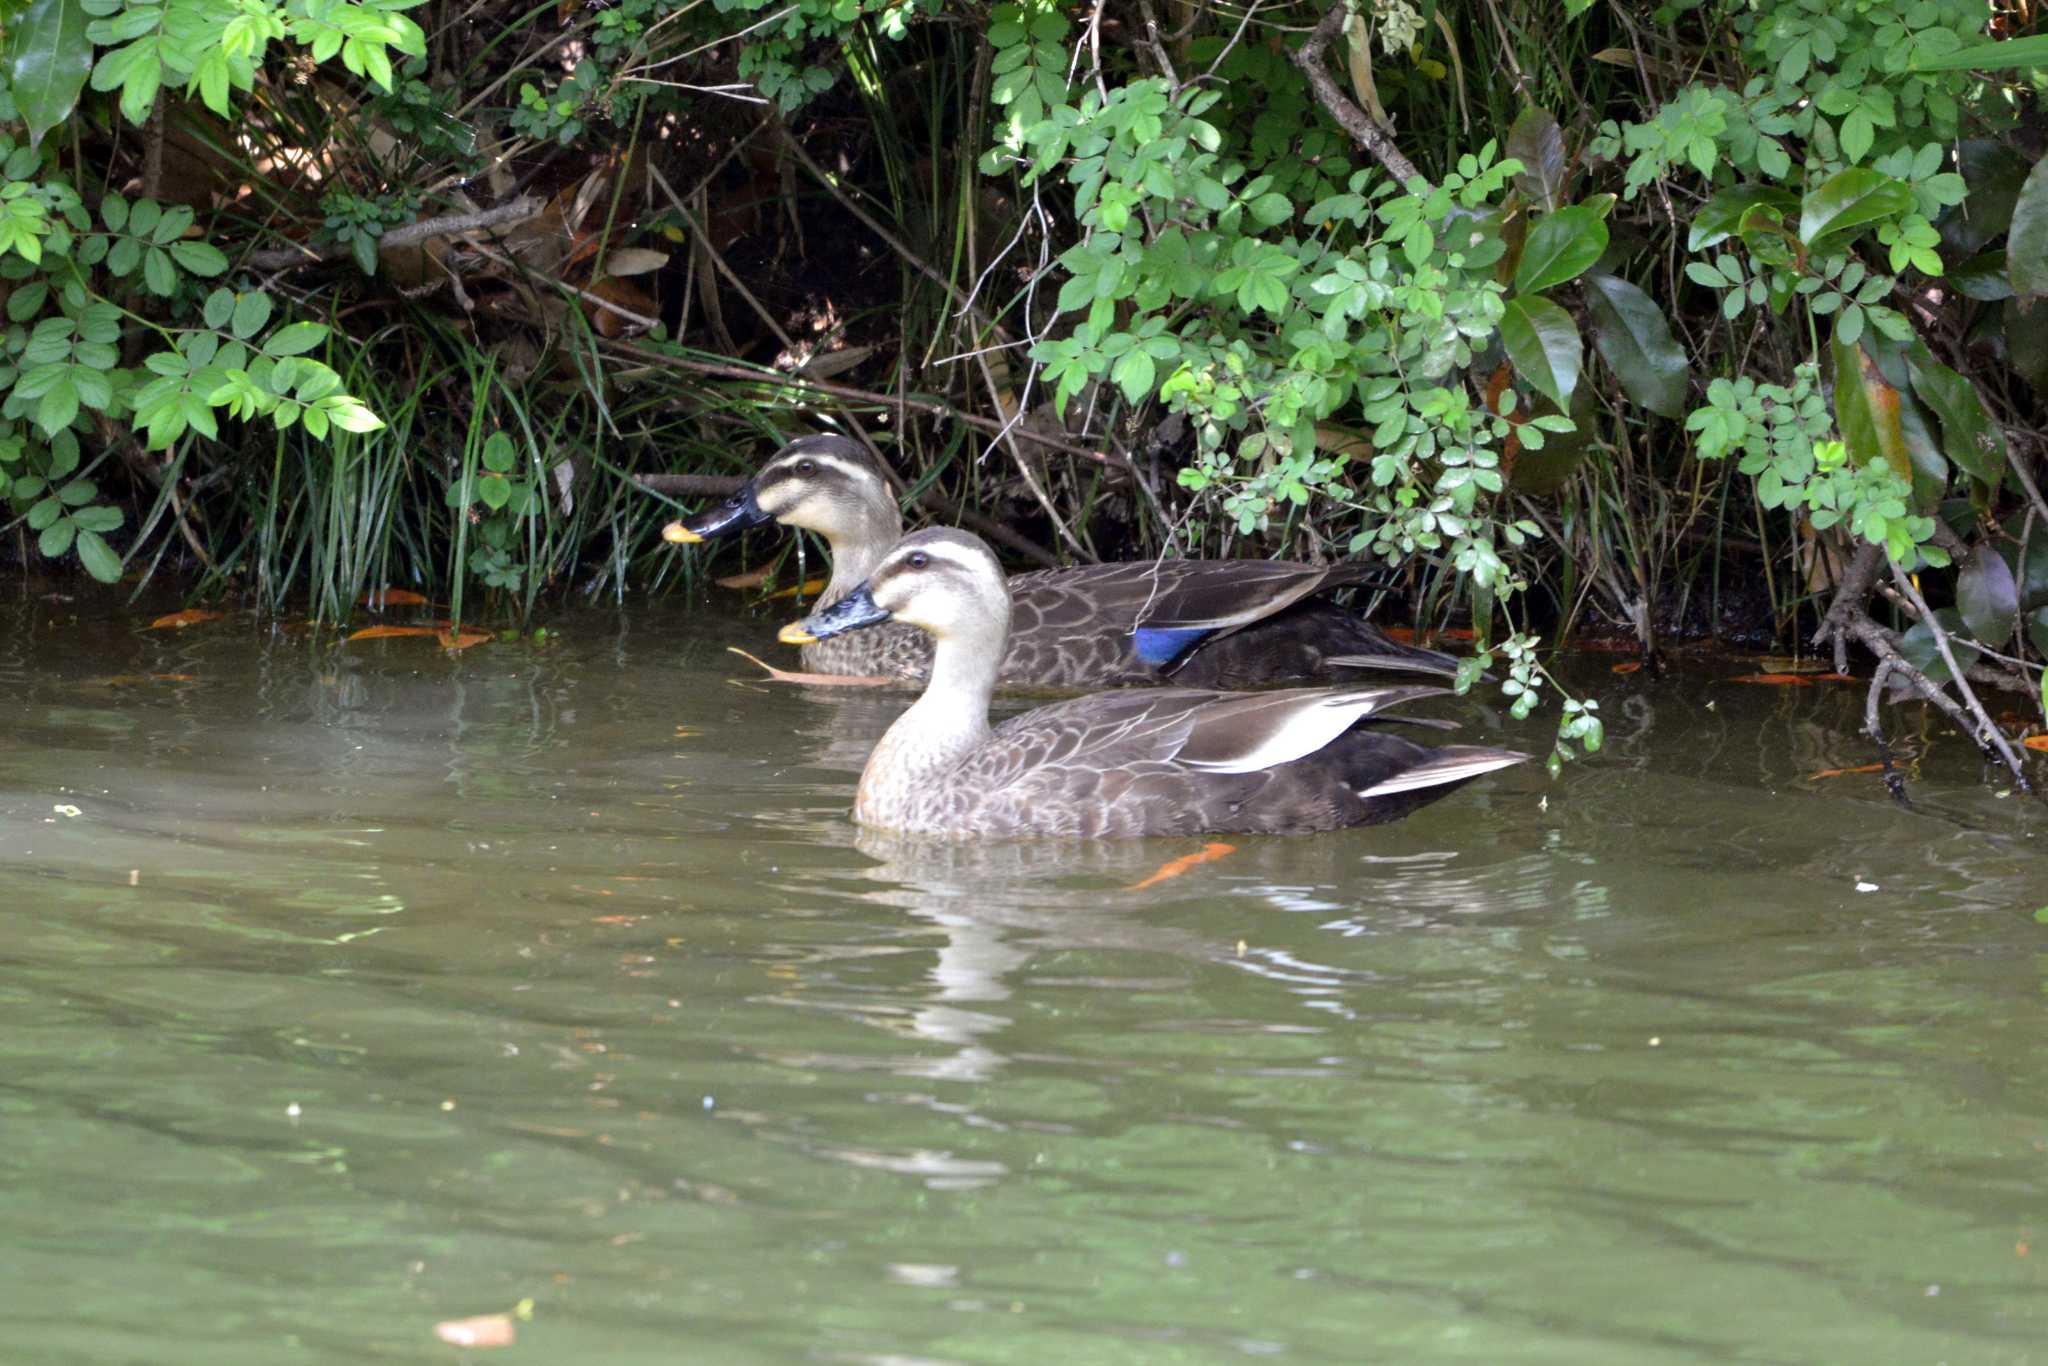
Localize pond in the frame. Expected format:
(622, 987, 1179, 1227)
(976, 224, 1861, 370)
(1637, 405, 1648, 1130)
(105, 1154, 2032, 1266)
(3, 585, 2045, 1363)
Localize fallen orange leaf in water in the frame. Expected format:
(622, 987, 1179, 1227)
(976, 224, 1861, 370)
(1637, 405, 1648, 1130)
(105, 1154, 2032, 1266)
(1727, 673, 1815, 686)
(1611, 660, 1643, 674)
(1808, 762, 1886, 780)
(714, 566, 774, 590)
(438, 628, 492, 651)
(1381, 625, 1416, 643)
(1128, 841, 1237, 890)
(433, 1314, 518, 1348)
(362, 587, 430, 609)
(147, 609, 222, 630)
(2025, 735, 2048, 753)
(347, 625, 442, 642)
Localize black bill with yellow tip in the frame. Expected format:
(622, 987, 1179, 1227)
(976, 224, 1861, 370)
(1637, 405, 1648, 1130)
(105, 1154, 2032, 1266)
(662, 482, 770, 545)
(779, 583, 890, 645)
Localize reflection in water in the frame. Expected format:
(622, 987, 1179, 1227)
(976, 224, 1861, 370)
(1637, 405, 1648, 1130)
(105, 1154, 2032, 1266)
(2, 595, 2046, 1364)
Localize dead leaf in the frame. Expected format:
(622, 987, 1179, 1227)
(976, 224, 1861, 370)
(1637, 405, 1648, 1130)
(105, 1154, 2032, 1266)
(715, 566, 775, 591)
(1808, 763, 1886, 779)
(438, 628, 492, 651)
(1727, 673, 1817, 686)
(768, 576, 831, 601)
(1128, 842, 1237, 891)
(433, 1314, 517, 1349)
(362, 587, 430, 609)
(2025, 735, 2048, 753)
(148, 609, 223, 630)
(347, 625, 442, 642)
(585, 276, 657, 338)
(603, 247, 669, 278)
(1611, 660, 1643, 674)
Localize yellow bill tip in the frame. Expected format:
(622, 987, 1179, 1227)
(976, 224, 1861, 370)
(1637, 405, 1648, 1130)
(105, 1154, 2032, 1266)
(661, 521, 703, 545)
(777, 622, 818, 646)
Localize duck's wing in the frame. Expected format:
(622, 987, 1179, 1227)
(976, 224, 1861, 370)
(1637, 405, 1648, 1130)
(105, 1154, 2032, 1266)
(1168, 684, 1449, 771)
(1003, 559, 1391, 679)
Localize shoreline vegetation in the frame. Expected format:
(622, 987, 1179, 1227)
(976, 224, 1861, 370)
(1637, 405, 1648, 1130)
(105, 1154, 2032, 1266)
(0, 0, 2040, 785)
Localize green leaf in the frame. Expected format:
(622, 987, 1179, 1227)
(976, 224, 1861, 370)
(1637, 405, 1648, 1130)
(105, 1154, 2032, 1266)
(1799, 167, 1915, 247)
(74, 527, 120, 582)
(142, 245, 176, 296)
(2008, 155, 2048, 307)
(1907, 355, 2008, 488)
(201, 286, 234, 329)
(9, 0, 93, 151)
(35, 375, 77, 435)
(1834, 334, 1917, 488)
(229, 290, 273, 340)
(477, 471, 510, 509)
(1907, 33, 2048, 72)
(1247, 191, 1292, 227)
(1514, 204, 1607, 295)
(1499, 295, 1581, 408)
(267, 321, 328, 356)
(6, 279, 47, 321)
(1582, 272, 1689, 418)
(169, 239, 228, 276)
(1956, 543, 2020, 647)
(2030, 606, 2048, 661)
(1687, 185, 1798, 252)
(39, 518, 74, 557)
(1110, 347, 1155, 403)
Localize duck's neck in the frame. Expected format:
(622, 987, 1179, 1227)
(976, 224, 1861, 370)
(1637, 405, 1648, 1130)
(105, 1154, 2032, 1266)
(855, 616, 1008, 825)
(819, 499, 903, 607)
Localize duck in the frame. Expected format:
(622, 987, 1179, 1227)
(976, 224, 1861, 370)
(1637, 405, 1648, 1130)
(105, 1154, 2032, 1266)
(776, 528, 1529, 838)
(663, 433, 1459, 689)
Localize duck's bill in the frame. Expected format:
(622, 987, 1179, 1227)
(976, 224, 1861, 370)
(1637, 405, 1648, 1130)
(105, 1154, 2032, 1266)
(663, 483, 769, 544)
(780, 584, 890, 645)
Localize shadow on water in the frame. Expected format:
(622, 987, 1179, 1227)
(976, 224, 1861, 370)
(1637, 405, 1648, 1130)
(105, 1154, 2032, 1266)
(2, 588, 2046, 1363)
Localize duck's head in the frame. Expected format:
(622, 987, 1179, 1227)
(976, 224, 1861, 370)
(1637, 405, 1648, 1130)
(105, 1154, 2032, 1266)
(779, 529, 1008, 646)
(662, 434, 898, 547)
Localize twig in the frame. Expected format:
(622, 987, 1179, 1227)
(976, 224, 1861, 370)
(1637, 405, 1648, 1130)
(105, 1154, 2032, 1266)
(246, 197, 543, 273)
(1890, 565, 2033, 791)
(648, 162, 796, 354)
(1289, 3, 1424, 186)
(1136, 0, 1181, 87)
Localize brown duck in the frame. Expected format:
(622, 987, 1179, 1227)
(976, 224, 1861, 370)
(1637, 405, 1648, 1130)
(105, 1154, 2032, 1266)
(778, 528, 1529, 838)
(664, 434, 1458, 688)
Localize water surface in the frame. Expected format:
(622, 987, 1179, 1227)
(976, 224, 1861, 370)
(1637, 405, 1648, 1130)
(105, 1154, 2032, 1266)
(2, 587, 2044, 1363)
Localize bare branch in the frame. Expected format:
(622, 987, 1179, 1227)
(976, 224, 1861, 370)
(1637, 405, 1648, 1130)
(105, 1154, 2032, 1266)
(1289, 3, 1423, 186)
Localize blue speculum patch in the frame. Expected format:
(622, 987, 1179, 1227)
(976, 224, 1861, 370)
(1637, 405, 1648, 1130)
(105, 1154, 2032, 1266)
(1132, 626, 1212, 669)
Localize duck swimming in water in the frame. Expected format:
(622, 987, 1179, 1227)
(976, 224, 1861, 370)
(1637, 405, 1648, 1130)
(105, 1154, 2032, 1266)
(778, 528, 1528, 838)
(666, 434, 1458, 689)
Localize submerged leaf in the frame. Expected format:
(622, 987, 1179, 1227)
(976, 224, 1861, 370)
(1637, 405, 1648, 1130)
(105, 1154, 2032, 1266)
(1128, 842, 1237, 890)
(147, 608, 223, 629)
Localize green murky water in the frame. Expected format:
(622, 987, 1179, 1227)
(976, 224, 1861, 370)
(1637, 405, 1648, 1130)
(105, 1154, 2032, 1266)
(3, 587, 2046, 1364)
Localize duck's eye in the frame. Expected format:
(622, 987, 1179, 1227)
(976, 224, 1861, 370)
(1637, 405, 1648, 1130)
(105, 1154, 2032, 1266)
(907, 552, 930, 570)
(796, 459, 816, 476)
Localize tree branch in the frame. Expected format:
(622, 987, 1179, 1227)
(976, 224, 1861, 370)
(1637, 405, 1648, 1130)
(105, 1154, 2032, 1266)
(245, 197, 544, 273)
(1289, 3, 1423, 186)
